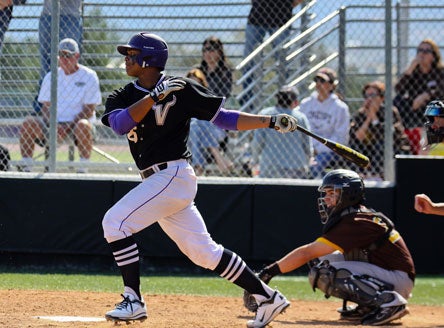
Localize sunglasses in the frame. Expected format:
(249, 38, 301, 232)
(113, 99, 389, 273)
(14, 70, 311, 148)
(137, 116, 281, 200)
(363, 93, 380, 99)
(417, 48, 434, 54)
(202, 46, 217, 52)
(58, 51, 75, 58)
(313, 76, 328, 83)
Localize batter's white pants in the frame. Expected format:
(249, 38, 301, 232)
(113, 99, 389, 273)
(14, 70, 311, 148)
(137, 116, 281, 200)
(102, 159, 224, 270)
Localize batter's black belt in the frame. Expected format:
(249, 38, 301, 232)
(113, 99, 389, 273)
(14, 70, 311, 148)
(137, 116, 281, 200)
(139, 162, 168, 179)
(139, 158, 190, 180)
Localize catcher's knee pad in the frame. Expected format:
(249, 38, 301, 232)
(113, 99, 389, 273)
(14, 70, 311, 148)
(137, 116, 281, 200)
(308, 260, 337, 296)
(308, 261, 395, 307)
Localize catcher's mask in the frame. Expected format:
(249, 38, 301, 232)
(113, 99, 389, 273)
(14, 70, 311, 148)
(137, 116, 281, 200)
(318, 169, 364, 224)
(424, 100, 444, 145)
(117, 32, 168, 70)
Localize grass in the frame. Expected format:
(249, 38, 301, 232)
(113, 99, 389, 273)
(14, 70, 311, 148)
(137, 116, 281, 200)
(8, 145, 133, 163)
(0, 273, 443, 306)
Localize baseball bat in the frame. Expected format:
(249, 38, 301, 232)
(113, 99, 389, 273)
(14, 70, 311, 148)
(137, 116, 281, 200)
(295, 124, 370, 168)
(92, 146, 120, 164)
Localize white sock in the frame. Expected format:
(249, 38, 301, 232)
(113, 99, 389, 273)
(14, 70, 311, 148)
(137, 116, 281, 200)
(124, 286, 140, 300)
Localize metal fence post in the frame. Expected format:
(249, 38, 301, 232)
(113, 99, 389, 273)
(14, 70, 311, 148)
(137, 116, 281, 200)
(48, 0, 60, 172)
(338, 7, 346, 97)
(384, 0, 394, 181)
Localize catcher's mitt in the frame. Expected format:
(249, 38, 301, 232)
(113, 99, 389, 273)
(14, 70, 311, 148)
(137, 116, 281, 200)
(243, 289, 258, 312)
(242, 270, 274, 312)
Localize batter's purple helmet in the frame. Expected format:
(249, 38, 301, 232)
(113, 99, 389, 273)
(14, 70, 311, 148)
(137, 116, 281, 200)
(117, 32, 168, 70)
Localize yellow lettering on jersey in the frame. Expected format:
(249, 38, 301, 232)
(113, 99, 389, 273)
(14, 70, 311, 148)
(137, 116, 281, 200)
(127, 127, 138, 143)
(372, 216, 388, 231)
(389, 230, 401, 243)
(154, 95, 177, 126)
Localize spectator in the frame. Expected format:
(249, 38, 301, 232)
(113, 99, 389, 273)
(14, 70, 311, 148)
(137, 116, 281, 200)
(243, 169, 415, 326)
(186, 68, 233, 175)
(251, 85, 312, 178)
(299, 67, 350, 178)
(34, 0, 83, 112)
(19, 38, 101, 173)
(394, 38, 444, 154)
(196, 36, 231, 153)
(39, 0, 83, 81)
(241, 0, 303, 112)
(0, 0, 26, 52)
(349, 81, 411, 180)
(198, 36, 233, 99)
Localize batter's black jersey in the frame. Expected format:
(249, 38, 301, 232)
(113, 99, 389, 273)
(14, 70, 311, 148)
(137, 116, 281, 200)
(102, 75, 225, 170)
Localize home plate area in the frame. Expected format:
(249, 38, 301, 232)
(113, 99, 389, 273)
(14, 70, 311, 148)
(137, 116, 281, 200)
(35, 316, 106, 322)
(0, 290, 442, 328)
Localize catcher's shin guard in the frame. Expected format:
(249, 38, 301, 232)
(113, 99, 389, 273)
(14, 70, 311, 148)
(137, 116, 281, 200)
(308, 260, 397, 308)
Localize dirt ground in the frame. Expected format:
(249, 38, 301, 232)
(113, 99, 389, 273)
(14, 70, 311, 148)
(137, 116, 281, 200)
(1, 290, 443, 328)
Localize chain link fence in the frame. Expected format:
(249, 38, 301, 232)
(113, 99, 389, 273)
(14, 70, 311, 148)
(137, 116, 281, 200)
(1, 0, 443, 180)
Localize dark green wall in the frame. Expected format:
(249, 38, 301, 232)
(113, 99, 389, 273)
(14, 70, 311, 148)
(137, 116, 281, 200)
(0, 157, 443, 273)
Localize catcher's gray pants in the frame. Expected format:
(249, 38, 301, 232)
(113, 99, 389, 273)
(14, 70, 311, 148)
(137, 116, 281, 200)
(319, 252, 413, 299)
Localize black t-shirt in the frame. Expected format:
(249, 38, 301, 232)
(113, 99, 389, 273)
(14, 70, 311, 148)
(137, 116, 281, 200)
(248, 0, 295, 28)
(102, 75, 224, 170)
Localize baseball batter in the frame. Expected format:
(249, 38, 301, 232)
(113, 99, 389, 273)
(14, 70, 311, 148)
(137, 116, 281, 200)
(100, 32, 297, 327)
(243, 169, 415, 326)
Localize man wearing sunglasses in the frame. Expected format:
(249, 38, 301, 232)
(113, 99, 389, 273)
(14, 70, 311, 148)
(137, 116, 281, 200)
(19, 38, 101, 173)
(299, 67, 350, 179)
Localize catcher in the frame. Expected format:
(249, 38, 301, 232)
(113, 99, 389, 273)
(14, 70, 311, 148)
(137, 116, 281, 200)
(244, 169, 415, 326)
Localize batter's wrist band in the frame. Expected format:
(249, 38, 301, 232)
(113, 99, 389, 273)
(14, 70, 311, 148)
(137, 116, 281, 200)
(149, 91, 159, 102)
(269, 116, 277, 128)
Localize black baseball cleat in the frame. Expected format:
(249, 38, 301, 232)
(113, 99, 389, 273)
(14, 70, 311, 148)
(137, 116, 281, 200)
(339, 305, 374, 321)
(361, 304, 409, 326)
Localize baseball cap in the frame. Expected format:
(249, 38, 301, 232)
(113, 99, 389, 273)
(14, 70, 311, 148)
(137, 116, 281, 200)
(276, 85, 299, 106)
(59, 38, 79, 54)
(315, 67, 338, 85)
(277, 85, 299, 101)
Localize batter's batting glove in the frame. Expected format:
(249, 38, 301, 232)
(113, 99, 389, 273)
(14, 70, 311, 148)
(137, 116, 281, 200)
(269, 114, 298, 133)
(149, 77, 186, 102)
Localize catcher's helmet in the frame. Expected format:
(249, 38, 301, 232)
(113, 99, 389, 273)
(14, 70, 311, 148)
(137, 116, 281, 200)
(424, 100, 444, 145)
(317, 169, 364, 224)
(117, 32, 168, 70)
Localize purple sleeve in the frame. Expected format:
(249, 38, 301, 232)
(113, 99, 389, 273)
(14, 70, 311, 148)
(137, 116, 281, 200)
(212, 108, 240, 130)
(108, 109, 137, 135)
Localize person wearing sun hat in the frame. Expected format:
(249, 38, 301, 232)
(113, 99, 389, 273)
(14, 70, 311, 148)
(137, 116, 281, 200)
(19, 38, 101, 173)
(299, 67, 350, 179)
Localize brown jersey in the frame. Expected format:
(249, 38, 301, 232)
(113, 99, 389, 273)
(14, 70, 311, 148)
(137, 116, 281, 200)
(317, 210, 415, 281)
